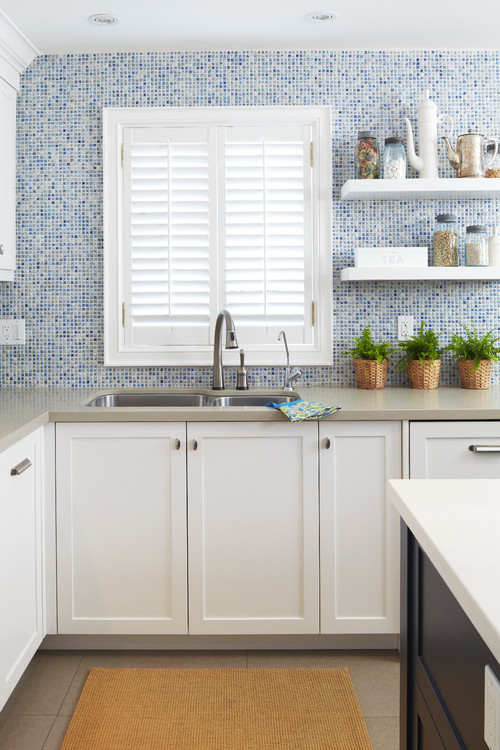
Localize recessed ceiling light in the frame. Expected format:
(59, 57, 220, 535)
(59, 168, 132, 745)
(306, 10, 338, 22)
(88, 14, 119, 26)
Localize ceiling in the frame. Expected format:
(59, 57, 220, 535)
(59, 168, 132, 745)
(1, 0, 499, 55)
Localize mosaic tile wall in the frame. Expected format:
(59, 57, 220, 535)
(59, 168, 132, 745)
(1, 49, 500, 388)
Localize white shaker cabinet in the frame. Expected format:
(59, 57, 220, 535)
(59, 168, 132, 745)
(319, 422, 401, 634)
(0, 428, 44, 711)
(56, 423, 188, 635)
(0, 76, 16, 281)
(410, 421, 500, 478)
(187, 422, 319, 635)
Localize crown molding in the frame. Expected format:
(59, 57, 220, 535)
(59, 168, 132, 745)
(0, 9, 38, 89)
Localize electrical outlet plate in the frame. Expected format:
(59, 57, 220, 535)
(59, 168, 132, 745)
(397, 315, 414, 341)
(0, 319, 25, 345)
(485, 665, 500, 750)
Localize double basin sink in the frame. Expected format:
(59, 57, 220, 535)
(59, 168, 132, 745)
(86, 391, 300, 408)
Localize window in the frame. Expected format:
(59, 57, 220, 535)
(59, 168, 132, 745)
(103, 106, 332, 366)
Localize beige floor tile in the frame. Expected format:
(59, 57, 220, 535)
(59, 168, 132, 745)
(59, 649, 248, 716)
(247, 649, 342, 667)
(0, 715, 55, 750)
(6, 651, 83, 717)
(41, 715, 72, 750)
(364, 717, 400, 750)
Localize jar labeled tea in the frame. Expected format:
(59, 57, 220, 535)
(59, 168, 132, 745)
(465, 225, 489, 266)
(433, 214, 458, 266)
(355, 131, 379, 179)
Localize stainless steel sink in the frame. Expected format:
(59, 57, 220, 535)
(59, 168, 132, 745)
(86, 393, 210, 407)
(85, 391, 300, 408)
(208, 394, 297, 407)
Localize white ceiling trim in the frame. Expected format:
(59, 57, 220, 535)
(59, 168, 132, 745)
(0, 9, 38, 89)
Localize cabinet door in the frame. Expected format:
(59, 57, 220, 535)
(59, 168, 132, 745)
(410, 678, 447, 750)
(56, 423, 187, 635)
(187, 422, 319, 635)
(319, 421, 401, 634)
(410, 421, 500, 478)
(0, 77, 16, 281)
(0, 428, 43, 710)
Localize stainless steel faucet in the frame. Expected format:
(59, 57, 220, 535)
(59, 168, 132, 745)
(278, 330, 302, 391)
(212, 310, 239, 390)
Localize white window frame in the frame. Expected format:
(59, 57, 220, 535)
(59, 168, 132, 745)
(103, 106, 332, 367)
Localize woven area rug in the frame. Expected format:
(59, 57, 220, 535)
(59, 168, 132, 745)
(61, 667, 373, 750)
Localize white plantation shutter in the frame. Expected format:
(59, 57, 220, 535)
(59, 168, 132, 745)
(221, 125, 312, 345)
(104, 106, 331, 365)
(123, 127, 213, 346)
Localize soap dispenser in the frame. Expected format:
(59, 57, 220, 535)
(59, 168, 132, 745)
(236, 349, 249, 390)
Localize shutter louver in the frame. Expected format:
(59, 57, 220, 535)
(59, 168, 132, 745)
(125, 130, 212, 346)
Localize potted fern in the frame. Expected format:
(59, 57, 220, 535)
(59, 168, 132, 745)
(397, 321, 444, 389)
(446, 326, 500, 389)
(344, 326, 393, 390)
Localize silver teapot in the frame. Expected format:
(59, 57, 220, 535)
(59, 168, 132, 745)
(442, 130, 498, 178)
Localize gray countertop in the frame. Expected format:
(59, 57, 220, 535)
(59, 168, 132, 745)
(2, 385, 500, 452)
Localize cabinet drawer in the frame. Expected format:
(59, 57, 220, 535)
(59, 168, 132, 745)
(410, 421, 500, 478)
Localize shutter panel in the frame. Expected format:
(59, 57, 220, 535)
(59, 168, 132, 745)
(221, 125, 313, 346)
(123, 127, 213, 346)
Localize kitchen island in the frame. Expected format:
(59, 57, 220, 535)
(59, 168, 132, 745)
(389, 478, 500, 750)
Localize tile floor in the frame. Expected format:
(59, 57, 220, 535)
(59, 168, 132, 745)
(0, 649, 400, 749)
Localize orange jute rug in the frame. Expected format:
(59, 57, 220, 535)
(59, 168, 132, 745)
(60, 667, 373, 750)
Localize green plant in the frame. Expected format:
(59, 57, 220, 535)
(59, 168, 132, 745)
(343, 326, 393, 363)
(446, 326, 500, 371)
(397, 321, 444, 370)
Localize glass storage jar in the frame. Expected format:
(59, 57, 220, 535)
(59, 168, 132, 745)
(465, 225, 489, 266)
(355, 131, 379, 179)
(382, 137, 406, 179)
(432, 214, 458, 266)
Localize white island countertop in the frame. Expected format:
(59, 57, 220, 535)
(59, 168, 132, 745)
(389, 478, 500, 665)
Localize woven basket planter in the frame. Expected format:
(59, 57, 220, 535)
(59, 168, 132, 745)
(353, 358, 388, 390)
(406, 358, 441, 389)
(457, 359, 492, 389)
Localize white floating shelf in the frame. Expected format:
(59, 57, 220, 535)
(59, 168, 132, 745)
(340, 178, 500, 201)
(340, 267, 500, 281)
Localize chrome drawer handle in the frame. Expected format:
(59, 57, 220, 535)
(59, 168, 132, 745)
(10, 458, 32, 475)
(324, 437, 331, 449)
(193, 439, 198, 451)
(0, 243, 4, 255)
(469, 445, 500, 453)
(175, 439, 181, 450)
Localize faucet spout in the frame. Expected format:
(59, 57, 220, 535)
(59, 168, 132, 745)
(212, 310, 238, 390)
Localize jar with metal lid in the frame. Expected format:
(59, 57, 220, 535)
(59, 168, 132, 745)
(432, 214, 458, 266)
(382, 137, 406, 179)
(465, 225, 489, 266)
(355, 131, 379, 179)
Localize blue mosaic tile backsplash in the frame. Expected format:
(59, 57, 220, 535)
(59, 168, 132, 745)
(1, 49, 500, 388)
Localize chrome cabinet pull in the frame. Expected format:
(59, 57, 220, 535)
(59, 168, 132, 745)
(0, 243, 4, 255)
(469, 444, 500, 453)
(10, 458, 32, 476)
(324, 437, 331, 449)
(175, 439, 181, 450)
(193, 439, 198, 451)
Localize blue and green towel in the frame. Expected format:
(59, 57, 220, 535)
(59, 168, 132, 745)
(267, 399, 341, 422)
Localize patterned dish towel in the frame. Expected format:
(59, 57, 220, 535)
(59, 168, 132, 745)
(267, 399, 341, 422)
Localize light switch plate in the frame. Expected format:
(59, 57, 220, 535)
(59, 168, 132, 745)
(0, 319, 25, 345)
(485, 665, 500, 750)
